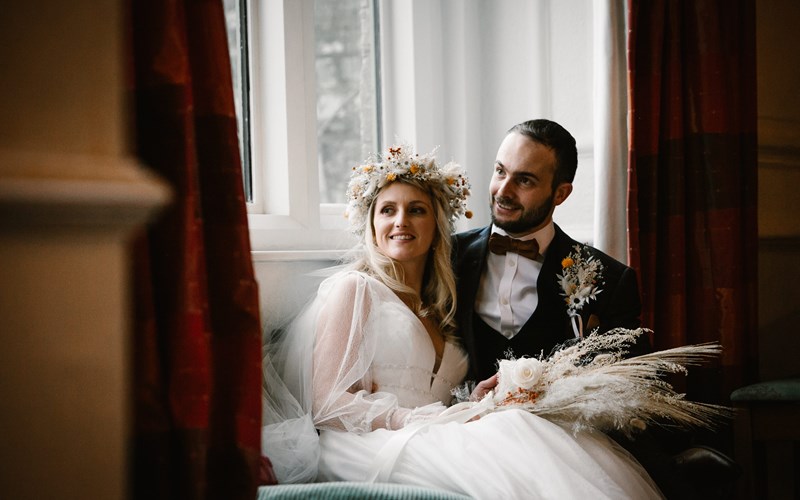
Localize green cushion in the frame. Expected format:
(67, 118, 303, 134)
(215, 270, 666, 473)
(730, 378, 800, 402)
(257, 482, 470, 500)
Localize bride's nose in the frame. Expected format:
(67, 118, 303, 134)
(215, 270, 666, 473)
(394, 210, 408, 227)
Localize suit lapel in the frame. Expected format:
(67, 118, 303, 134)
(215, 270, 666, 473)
(455, 226, 491, 375)
(459, 226, 491, 303)
(519, 224, 578, 340)
(537, 224, 576, 299)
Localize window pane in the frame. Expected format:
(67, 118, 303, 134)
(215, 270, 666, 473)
(222, 0, 252, 202)
(314, 0, 381, 204)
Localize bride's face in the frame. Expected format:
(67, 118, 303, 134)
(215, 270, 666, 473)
(372, 182, 437, 269)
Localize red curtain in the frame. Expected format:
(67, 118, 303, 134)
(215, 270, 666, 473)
(128, 0, 275, 497)
(627, 0, 759, 405)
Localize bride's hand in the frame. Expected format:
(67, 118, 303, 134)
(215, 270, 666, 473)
(470, 374, 498, 401)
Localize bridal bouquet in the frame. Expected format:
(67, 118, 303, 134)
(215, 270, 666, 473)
(480, 328, 733, 436)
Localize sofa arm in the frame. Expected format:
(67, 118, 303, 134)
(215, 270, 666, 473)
(257, 482, 471, 500)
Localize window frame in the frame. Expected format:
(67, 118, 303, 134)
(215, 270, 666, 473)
(246, 0, 354, 253)
(243, 0, 616, 256)
(245, 0, 435, 254)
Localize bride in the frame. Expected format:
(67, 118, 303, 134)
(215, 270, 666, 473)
(262, 145, 662, 499)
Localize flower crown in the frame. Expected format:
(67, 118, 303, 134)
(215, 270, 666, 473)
(345, 144, 472, 235)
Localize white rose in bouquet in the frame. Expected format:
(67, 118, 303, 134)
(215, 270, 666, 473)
(510, 358, 544, 390)
(496, 358, 545, 400)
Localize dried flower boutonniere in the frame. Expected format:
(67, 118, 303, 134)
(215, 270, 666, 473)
(557, 244, 604, 338)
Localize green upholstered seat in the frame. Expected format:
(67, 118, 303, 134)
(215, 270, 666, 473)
(257, 482, 471, 500)
(730, 377, 800, 498)
(730, 378, 800, 402)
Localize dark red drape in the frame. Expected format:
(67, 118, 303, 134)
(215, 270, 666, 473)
(627, 0, 759, 405)
(128, 0, 274, 497)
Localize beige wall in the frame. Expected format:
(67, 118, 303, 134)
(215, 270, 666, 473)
(0, 1, 167, 499)
(756, 0, 800, 380)
(0, 1, 124, 157)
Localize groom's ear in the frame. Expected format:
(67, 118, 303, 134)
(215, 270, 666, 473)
(553, 182, 573, 206)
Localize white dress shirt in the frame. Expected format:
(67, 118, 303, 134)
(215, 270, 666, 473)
(475, 222, 555, 339)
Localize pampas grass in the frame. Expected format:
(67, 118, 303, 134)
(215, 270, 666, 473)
(492, 328, 734, 436)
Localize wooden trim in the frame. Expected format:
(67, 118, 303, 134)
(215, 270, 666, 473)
(0, 149, 169, 232)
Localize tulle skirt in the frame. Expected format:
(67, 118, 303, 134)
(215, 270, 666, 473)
(318, 409, 663, 500)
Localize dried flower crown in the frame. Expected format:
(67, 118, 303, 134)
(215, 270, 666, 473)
(345, 144, 472, 235)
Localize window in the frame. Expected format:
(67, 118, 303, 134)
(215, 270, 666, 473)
(314, 0, 381, 204)
(224, 0, 380, 210)
(226, 0, 618, 255)
(223, 0, 252, 201)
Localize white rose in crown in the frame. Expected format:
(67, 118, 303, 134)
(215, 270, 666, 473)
(496, 358, 545, 398)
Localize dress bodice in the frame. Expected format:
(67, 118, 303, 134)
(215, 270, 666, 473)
(370, 300, 468, 408)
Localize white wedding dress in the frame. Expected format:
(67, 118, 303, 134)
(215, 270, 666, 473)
(263, 270, 662, 499)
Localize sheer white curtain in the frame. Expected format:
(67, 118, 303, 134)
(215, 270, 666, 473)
(593, 0, 629, 262)
(380, 0, 627, 248)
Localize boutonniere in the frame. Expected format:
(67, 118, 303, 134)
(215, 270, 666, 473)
(557, 244, 604, 338)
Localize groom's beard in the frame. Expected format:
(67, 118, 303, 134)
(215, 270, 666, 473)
(490, 192, 554, 235)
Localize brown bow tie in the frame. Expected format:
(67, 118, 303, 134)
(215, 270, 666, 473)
(488, 233, 540, 260)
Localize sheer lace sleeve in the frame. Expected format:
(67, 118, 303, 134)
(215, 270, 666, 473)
(311, 272, 446, 432)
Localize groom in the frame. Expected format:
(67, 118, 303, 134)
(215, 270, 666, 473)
(453, 118, 648, 382)
(453, 119, 729, 499)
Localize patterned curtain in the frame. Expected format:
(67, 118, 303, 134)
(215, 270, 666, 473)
(627, 0, 759, 405)
(128, 0, 275, 497)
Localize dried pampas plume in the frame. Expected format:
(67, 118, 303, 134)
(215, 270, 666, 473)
(488, 328, 734, 436)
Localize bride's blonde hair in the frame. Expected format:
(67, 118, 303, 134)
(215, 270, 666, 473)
(350, 177, 459, 341)
(343, 144, 471, 341)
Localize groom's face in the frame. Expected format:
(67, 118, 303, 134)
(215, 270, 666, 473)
(489, 133, 572, 238)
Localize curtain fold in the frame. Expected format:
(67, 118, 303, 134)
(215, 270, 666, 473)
(627, 0, 759, 405)
(593, 0, 629, 263)
(128, 0, 272, 497)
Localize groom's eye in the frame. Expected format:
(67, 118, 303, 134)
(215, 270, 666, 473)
(516, 175, 536, 187)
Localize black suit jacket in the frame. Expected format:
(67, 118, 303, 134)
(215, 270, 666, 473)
(453, 223, 646, 380)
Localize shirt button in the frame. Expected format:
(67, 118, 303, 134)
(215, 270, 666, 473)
(507, 260, 515, 267)
(504, 330, 514, 337)
(501, 297, 509, 305)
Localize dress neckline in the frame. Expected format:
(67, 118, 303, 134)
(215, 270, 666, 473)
(357, 271, 452, 381)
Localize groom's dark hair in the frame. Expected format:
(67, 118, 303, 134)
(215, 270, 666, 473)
(508, 119, 578, 189)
